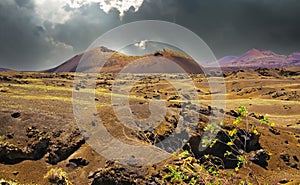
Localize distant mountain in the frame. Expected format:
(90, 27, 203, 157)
(218, 56, 239, 66)
(212, 49, 300, 70)
(45, 46, 204, 73)
(0, 68, 12, 72)
(289, 52, 300, 59)
(2, 48, 299, 73)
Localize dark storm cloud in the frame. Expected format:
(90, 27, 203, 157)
(0, 0, 74, 70)
(0, 0, 300, 70)
(14, 0, 34, 8)
(124, 0, 300, 58)
(0, 0, 128, 70)
(174, 0, 300, 57)
(123, 0, 179, 22)
(46, 3, 122, 54)
(0, 0, 45, 70)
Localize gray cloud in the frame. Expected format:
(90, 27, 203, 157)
(175, 0, 300, 57)
(0, 0, 74, 70)
(0, 0, 300, 70)
(46, 3, 122, 53)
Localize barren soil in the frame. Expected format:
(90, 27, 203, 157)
(0, 67, 300, 184)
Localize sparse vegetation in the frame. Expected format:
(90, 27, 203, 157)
(163, 106, 270, 185)
(0, 71, 300, 184)
(199, 105, 273, 183)
(44, 168, 70, 185)
(259, 116, 276, 127)
(164, 150, 230, 185)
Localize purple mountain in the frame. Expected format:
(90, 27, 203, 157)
(1, 48, 300, 73)
(0, 68, 12, 72)
(218, 56, 239, 66)
(209, 49, 300, 70)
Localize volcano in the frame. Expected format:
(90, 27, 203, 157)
(45, 47, 204, 74)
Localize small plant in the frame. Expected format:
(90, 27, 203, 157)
(165, 151, 198, 184)
(166, 106, 269, 184)
(44, 168, 70, 185)
(235, 155, 245, 171)
(233, 106, 261, 149)
(259, 116, 275, 127)
(164, 151, 228, 185)
(167, 165, 189, 182)
(201, 122, 220, 148)
(202, 106, 258, 172)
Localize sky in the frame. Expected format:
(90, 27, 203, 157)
(0, 0, 300, 70)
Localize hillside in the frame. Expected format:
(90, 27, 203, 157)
(45, 47, 203, 74)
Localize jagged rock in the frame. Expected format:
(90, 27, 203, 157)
(168, 103, 181, 108)
(154, 52, 163, 57)
(290, 163, 299, 170)
(0, 138, 49, 163)
(0, 126, 50, 164)
(90, 161, 149, 185)
(227, 110, 240, 117)
(0, 76, 12, 81)
(10, 112, 21, 118)
(46, 129, 85, 164)
(293, 155, 299, 162)
(269, 127, 280, 135)
(198, 105, 211, 115)
(249, 149, 270, 168)
(6, 133, 13, 139)
(279, 179, 290, 184)
(0, 180, 11, 185)
(67, 157, 89, 169)
(280, 154, 290, 163)
(88, 168, 103, 179)
(236, 129, 261, 152)
(249, 113, 264, 120)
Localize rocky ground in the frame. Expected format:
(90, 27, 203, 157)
(0, 68, 300, 184)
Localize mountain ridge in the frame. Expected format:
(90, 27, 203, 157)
(205, 48, 300, 70)
(1, 48, 300, 72)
